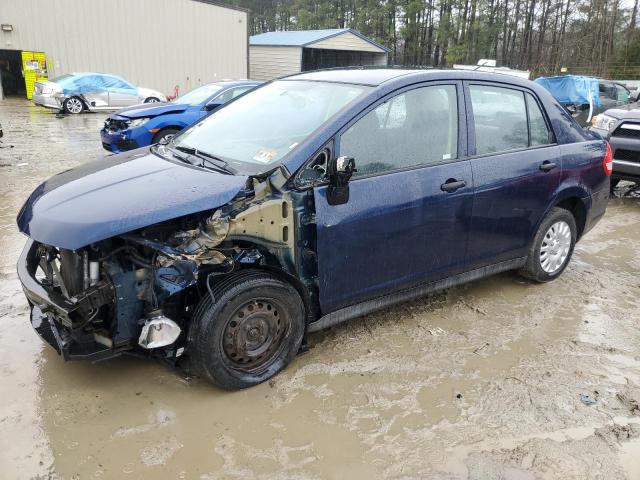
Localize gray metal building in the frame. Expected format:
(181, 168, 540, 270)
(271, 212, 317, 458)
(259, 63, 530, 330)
(249, 29, 389, 81)
(0, 0, 248, 99)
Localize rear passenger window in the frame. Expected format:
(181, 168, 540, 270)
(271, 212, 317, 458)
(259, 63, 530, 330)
(526, 93, 552, 146)
(470, 85, 528, 155)
(340, 85, 458, 177)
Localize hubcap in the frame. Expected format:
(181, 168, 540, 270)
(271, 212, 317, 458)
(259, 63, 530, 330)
(147, 98, 159, 103)
(540, 220, 572, 274)
(222, 299, 288, 372)
(67, 98, 82, 113)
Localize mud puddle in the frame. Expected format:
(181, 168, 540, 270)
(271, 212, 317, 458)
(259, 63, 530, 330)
(1, 98, 640, 479)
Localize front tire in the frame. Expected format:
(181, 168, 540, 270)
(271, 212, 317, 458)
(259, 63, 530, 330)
(63, 96, 84, 114)
(519, 207, 577, 283)
(152, 128, 180, 144)
(189, 270, 305, 390)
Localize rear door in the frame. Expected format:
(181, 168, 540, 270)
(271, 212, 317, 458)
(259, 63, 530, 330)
(464, 82, 561, 269)
(312, 82, 474, 314)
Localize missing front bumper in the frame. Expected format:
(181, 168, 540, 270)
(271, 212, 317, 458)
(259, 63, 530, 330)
(18, 239, 121, 361)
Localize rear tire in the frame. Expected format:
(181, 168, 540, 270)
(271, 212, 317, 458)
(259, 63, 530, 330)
(152, 128, 180, 144)
(518, 207, 577, 283)
(189, 270, 305, 390)
(144, 97, 160, 103)
(63, 96, 84, 114)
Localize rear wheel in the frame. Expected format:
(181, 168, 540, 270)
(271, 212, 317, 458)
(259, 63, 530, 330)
(152, 128, 180, 144)
(189, 270, 305, 390)
(63, 96, 84, 114)
(519, 207, 577, 282)
(144, 97, 160, 103)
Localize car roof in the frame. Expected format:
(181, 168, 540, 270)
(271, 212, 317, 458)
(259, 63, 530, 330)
(283, 68, 537, 88)
(215, 80, 263, 86)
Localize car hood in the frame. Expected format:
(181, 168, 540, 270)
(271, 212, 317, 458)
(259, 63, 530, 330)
(17, 150, 248, 249)
(114, 102, 190, 119)
(604, 103, 640, 120)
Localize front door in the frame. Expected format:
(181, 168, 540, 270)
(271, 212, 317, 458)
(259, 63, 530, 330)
(312, 83, 474, 314)
(464, 82, 561, 269)
(105, 75, 138, 107)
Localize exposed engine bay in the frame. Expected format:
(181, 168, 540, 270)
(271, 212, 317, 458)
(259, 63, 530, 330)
(19, 178, 300, 364)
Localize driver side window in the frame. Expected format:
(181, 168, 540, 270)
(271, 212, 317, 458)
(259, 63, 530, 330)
(339, 85, 458, 177)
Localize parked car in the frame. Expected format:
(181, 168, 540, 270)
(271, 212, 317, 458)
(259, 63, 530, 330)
(17, 69, 610, 390)
(100, 80, 262, 153)
(33, 73, 167, 114)
(535, 75, 635, 126)
(591, 104, 640, 187)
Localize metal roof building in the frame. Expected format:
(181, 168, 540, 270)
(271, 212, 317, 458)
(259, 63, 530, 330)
(0, 0, 249, 99)
(249, 29, 389, 80)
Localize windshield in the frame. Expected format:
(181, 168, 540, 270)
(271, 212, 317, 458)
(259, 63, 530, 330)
(173, 80, 371, 174)
(175, 84, 224, 106)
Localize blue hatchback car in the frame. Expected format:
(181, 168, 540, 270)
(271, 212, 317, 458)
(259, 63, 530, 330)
(100, 80, 262, 153)
(17, 69, 610, 390)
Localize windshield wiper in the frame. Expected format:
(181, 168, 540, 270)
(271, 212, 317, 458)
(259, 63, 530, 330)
(173, 145, 235, 175)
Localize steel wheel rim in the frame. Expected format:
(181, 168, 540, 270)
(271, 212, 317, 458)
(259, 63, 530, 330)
(540, 220, 571, 274)
(221, 298, 290, 373)
(66, 98, 83, 113)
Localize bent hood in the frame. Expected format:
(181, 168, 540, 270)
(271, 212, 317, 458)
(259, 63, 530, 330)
(17, 150, 248, 249)
(603, 103, 640, 120)
(114, 102, 189, 119)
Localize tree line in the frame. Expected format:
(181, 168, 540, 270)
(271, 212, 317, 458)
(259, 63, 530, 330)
(223, 0, 640, 79)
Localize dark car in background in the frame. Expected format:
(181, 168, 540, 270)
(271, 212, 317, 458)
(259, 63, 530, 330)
(591, 105, 640, 187)
(535, 75, 635, 126)
(17, 69, 609, 390)
(100, 80, 261, 153)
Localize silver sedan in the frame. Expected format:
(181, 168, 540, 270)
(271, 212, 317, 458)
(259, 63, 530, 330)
(33, 72, 167, 114)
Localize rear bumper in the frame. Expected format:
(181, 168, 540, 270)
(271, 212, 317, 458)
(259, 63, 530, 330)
(33, 93, 62, 110)
(17, 239, 117, 361)
(582, 185, 609, 237)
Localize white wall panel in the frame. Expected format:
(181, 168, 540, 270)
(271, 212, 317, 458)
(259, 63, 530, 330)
(0, 0, 248, 95)
(249, 46, 301, 80)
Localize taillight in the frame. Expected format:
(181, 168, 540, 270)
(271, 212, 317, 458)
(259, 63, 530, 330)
(603, 142, 613, 176)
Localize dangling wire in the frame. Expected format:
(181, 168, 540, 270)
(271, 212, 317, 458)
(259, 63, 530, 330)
(206, 259, 235, 304)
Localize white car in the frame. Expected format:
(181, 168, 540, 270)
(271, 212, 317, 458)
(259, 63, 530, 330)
(33, 72, 167, 114)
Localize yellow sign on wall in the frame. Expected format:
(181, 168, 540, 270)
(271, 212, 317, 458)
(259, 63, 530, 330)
(21, 51, 48, 100)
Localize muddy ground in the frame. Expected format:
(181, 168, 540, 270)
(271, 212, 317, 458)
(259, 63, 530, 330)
(0, 97, 639, 479)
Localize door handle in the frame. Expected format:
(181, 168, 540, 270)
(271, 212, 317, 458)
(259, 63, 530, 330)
(440, 179, 466, 192)
(539, 161, 557, 172)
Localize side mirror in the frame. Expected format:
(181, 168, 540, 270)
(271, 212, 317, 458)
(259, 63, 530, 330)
(327, 156, 356, 206)
(632, 90, 640, 102)
(204, 102, 221, 111)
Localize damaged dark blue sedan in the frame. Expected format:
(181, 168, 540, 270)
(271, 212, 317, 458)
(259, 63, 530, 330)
(17, 69, 610, 389)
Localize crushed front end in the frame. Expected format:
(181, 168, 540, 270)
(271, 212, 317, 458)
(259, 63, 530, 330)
(16, 224, 206, 362)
